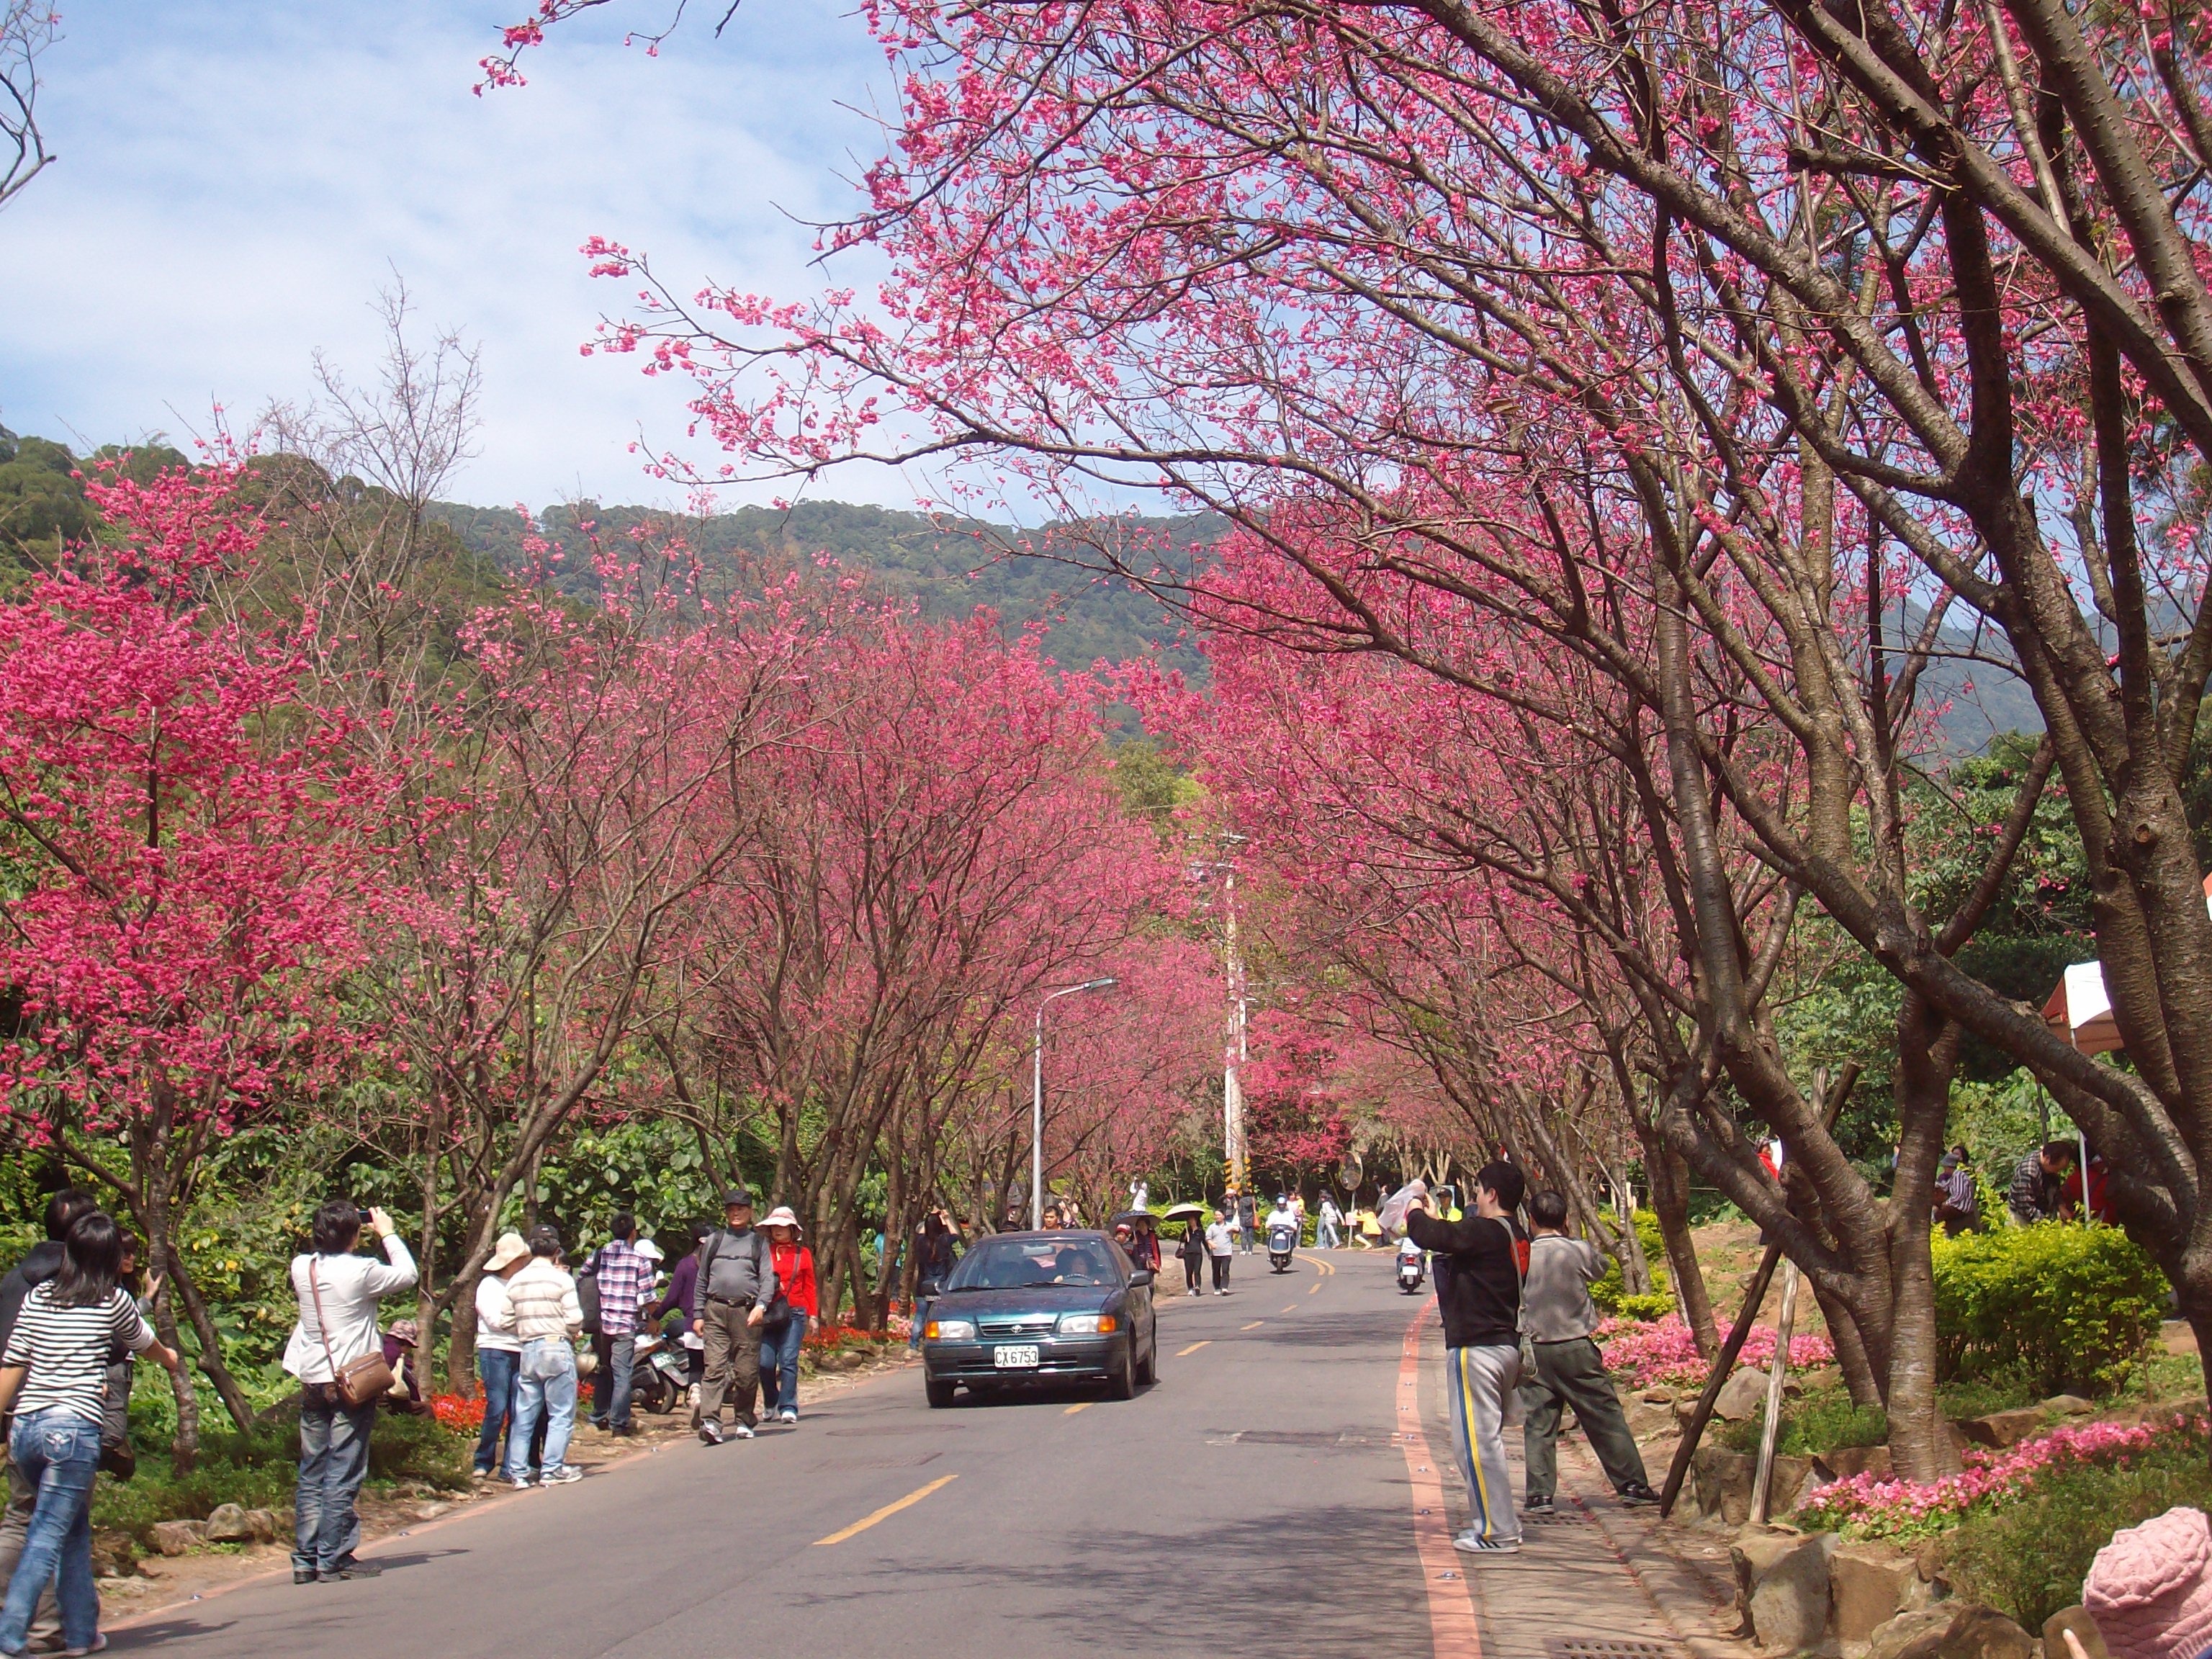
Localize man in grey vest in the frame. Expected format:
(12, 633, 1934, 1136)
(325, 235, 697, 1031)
(1519, 1190, 1658, 1511)
(693, 1188, 779, 1444)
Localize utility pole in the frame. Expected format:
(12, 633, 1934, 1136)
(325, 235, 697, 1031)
(1220, 837, 1249, 1192)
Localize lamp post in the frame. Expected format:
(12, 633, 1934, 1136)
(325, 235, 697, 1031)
(1033, 977, 1118, 1228)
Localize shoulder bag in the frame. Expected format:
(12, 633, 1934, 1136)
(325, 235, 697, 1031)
(309, 1259, 395, 1409)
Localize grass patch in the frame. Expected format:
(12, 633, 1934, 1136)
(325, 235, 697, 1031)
(1940, 1420, 2212, 1631)
(1719, 1385, 1888, 1457)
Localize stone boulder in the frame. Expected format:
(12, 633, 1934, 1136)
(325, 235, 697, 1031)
(1731, 1530, 1837, 1653)
(1690, 1446, 1811, 1523)
(2040, 1395, 2095, 1417)
(1815, 1443, 1893, 1483)
(1830, 1539, 1920, 1642)
(245, 1508, 280, 1544)
(89, 1533, 140, 1579)
(1714, 1365, 1773, 1421)
(1958, 1407, 2044, 1449)
(1869, 1604, 2033, 1659)
(2041, 1607, 2110, 1659)
(203, 1503, 253, 1543)
(148, 1519, 206, 1557)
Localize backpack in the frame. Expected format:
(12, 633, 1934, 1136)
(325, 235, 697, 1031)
(576, 1262, 601, 1338)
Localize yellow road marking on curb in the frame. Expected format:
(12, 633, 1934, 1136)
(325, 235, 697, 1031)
(1177, 1340, 1210, 1357)
(1241, 1321, 1264, 1331)
(811, 1475, 958, 1546)
(1064, 1401, 1094, 1416)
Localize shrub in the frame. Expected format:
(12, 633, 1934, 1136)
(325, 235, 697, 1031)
(1591, 1209, 1676, 1318)
(1943, 1441, 2212, 1632)
(1931, 1223, 2167, 1396)
(1719, 1386, 1888, 1457)
(367, 1411, 469, 1488)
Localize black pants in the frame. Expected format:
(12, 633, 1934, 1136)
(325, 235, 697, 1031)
(1210, 1254, 1231, 1290)
(1184, 1256, 1203, 1291)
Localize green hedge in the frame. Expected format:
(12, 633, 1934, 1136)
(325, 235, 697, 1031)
(1591, 1208, 1676, 1321)
(1931, 1223, 2167, 1397)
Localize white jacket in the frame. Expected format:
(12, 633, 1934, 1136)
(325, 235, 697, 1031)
(284, 1236, 418, 1383)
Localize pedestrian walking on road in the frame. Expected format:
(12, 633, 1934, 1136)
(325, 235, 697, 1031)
(693, 1188, 779, 1445)
(1406, 1163, 1528, 1556)
(1516, 1192, 1658, 1513)
(1177, 1221, 1206, 1295)
(1236, 1190, 1257, 1255)
(284, 1199, 418, 1581)
(0, 1210, 179, 1658)
(471, 1231, 531, 1480)
(587, 1214, 650, 1437)
(1317, 1194, 1341, 1249)
(757, 1208, 817, 1424)
(0, 1187, 99, 1653)
(504, 1226, 585, 1489)
(1205, 1209, 1235, 1294)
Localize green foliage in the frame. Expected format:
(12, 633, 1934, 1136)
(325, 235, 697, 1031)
(529, 1119, 728, 1256)
(1933, 1223, 2167, 1395)
(1942, 1419, 2212, 1631)
(1720, 1385, 1889, 1457)
(1591, 1209, 1676, 1319)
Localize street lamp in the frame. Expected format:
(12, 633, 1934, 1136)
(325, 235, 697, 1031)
(1033, 976, 1119, 1229)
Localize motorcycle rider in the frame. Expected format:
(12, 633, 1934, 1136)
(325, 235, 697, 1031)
(1396, 1230, 1426, 1287)
(1264, 1194, 1298, 1244)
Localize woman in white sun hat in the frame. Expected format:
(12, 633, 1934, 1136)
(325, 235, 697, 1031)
(755, 1208, 816, 1425)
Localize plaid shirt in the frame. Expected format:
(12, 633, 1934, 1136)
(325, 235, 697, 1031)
(590, 1239, 651, 1336)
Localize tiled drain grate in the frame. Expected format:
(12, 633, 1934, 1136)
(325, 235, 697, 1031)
(1521, 1509, 1596, 1524)
(1548, 1642, 1681, 1659)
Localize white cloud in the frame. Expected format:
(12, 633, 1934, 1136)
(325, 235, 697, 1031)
(0, 0, 910, 508)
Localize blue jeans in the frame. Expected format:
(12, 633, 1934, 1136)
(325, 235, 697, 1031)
(295, 1390, 379, 1577)
(506, 1342, 577, 1480)
(1318, 1220, 1340, 1248)
(592, 1332, 635, 1429)
(474, 1347, 518, 1475)
(0, 1411, 99, 1654)
(760, 1314, 809, 1413)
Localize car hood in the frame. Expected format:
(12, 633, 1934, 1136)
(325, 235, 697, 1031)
(933, 1284, 1122, 1317)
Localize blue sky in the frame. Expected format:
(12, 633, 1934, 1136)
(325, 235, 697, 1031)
(0, 0, 904, 509)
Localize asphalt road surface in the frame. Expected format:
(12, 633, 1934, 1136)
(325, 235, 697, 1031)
(110, 1249, 1451, 1659)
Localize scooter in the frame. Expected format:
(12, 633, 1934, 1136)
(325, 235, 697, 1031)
(631, 1326, 693, 1415)
(1396, 1238, 1426, 1294)
(1267, 1221, 1297, 1273)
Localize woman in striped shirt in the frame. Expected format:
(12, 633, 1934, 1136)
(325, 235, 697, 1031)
(0, 1213, 179, 1658)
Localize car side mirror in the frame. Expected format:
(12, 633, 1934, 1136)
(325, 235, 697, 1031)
(1128, 1269, 1155, 1288)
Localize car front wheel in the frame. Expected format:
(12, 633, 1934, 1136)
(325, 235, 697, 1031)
(925, 1378, 958, 1409)
(1107, 1340, 1137, 1401)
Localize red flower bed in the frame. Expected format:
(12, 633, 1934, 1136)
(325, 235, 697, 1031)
(430, 1393, 486, 1434)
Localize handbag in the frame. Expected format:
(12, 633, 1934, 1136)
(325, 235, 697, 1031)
(309, 1261, 395, 1409)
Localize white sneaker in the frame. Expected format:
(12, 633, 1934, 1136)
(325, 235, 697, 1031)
(543, 1465, 584, 1485)
(686, 1383, 701, 1408)
(508, 1475, 532, 1491)
(1452, 1531, 1520, 1555)
(779, 1408, 798, 1424)
(731, 1422, 755, 1440)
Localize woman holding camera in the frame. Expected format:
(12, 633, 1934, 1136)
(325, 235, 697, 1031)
(282, 1201, 416, 1584)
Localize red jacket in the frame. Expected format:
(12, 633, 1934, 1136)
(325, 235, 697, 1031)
(771, 1241, 819, 1318)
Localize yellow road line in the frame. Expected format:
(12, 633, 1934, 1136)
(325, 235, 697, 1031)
(1177, 1340, 1210, 1357)
(811, 1475, 958, 1547)
(1281, 1304, 1298, 1313)
(1064, 1401, 1094, 1416)
(1309, 1281, 1322, 1295)
(1241, 1321, 1264, 1331)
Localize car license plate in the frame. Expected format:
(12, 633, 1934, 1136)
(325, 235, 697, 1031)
(993, 1344, 1040, 1370)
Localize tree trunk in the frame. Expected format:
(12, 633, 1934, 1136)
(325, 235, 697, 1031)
(1643, 1136, 1718, 1354)
(149, 1280, 201, 1470)
(1811, 1279, 1885, 1408)
(166, 1252, 258, 1434)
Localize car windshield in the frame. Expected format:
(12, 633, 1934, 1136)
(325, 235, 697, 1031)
(948, 1237, 1115, 1290)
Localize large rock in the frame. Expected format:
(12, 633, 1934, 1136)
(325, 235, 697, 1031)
(1815, 1443, 1894, 1483)
(1714, 1365, 1773, 1421)
(2041, 1607, 2110, 1659)
(1958, 1407, 2044, 1449)
(148, 1519, 206, 1557)
(90, 1532, 140, 1579)
(1693, 1447, 1755, 1523)
(1831, 1539, 1920, 1642)
(2040, 1394, 2095, 1417)
(244, 1508, 280, 1544)
(203, 1503, 253, 1543)
(1869, 1604, 2033, 1659)
(1732, 1531, 1836, 1652)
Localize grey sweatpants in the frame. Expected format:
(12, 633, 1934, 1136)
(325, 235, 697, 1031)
(1444, 1343, 1522, 1544)
(1521, 1336, 1650, 1499)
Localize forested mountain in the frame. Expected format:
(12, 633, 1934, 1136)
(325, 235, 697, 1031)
(430, 498, 1222, 682)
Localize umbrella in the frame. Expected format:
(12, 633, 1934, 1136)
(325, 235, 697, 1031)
(1159, 1202, 1207, 1226)
(1110, 1210, 1159, 1231)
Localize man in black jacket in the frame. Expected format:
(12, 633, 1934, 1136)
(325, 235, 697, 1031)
(1406, 1162, 1527, 1556)
(0, 1188, 99, 1650)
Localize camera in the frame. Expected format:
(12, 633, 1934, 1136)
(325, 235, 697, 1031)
(356, 1208, 375, 1226)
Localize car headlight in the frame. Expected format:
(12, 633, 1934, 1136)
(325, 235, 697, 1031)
(925, 1318, 976, 1341)
(1057, 1313, 1118, 1335)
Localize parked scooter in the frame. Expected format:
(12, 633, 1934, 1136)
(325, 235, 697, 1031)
(1396, 1236, 1426, 1294)
(1267, 1220, 1297, 1274)
(631, 1327, 692, 1415)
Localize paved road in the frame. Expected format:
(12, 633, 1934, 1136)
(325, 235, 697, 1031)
(110, 1250, 1453, 1658)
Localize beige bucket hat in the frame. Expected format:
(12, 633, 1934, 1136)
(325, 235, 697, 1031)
(484, 1230, 531, 1273)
